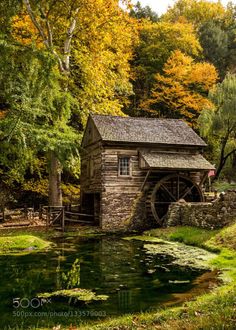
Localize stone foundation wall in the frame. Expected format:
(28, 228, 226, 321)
(100, 192, 148, 231)
(165, 191, 236, 229)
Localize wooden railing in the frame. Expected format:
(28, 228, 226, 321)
(41, 205, 95, 231)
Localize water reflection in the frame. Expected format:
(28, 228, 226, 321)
(0, 236, 219, 328)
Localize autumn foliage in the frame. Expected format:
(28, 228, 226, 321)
(141, 50, 218, 126)
(12, 12, 43, 47)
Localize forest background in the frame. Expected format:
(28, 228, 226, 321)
(0, 0, 235, 208)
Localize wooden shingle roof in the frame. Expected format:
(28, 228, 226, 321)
(91, 114, 207, 147)
(141, 152, 215, 171)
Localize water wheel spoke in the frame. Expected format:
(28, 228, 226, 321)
(160, 183, 177, 202)
(180, 185, 195, 200)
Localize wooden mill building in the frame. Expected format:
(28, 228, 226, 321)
(80, 114, 214, 231)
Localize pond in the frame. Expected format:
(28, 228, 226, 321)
(0, 235, 219, 329)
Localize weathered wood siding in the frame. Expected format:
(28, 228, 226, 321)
(102, 147, 147, 193)
(80, 142, 103, 193)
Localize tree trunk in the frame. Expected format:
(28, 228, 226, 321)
(213, 149, 236, 182)
(48, 151, 62, 206)
(213, 159, 225, 181)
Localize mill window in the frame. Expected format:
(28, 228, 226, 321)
(118, 157, 131, 176)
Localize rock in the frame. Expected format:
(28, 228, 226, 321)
(23, 246, 37, 251)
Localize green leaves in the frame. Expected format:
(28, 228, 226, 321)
(199, 74, 236, 180)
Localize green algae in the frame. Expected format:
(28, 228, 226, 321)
(144, 241, 216, 270)
(124, 235, 216, 270)
(38, 288, 109, 302)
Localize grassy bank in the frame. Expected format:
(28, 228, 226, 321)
(78, 224, 236, 330)
(0, 225, 104, 240)
(0, 235, 51, 254)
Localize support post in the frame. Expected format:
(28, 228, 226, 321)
(62, 207, 65, 232)
(46, 207, 51, 229)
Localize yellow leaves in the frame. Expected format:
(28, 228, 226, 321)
(163, 0, 227, 28)
(71, 0, 137, 115)
(23, 178, 48, 197)
(163, 50, 218, 92)
(11, 13, 44, 47)
(61, 183, 80, 204)
(163, 50, 193, 81)
(140, 21, 202, 58)
(141, 50, 218, 127)
(189, 62, 218, 91)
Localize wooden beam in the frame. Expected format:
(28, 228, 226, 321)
(141, 170, 150, 191)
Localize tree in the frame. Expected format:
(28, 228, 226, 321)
(0, 0, 136, 206)
(162, 0, 236, 79)
(199, 74, 236, 181)
(162, 0, 226, 27)
(198, 21, 229, 79)
(0, 41, 80, 203)
(141, 50, 218, 126)
(128, 20, 202, 114)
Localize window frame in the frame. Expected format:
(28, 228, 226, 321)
(118, 156, 132, 177)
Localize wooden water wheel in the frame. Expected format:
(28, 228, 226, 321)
(150, 174, 204, 224)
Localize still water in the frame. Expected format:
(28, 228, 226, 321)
(0, 236, 219, 329)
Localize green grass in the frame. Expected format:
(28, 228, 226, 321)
(0, 235, 51, 254)
(0, 225, 104, 240)
(144, 226, 220, 249)
(0, 227, 54, 239)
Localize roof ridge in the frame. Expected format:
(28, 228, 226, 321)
(91, 114, 183, 121)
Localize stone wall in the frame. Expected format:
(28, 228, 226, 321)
(165, 190, 236, 229)
(100, 191, 152, 231)
(101, 192, 142, 231)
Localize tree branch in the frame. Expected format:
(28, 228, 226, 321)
(63, 7, 79, 72)
(223, 148, 236, 162)
(23, 0, 49, 48)
(39, 5, 53, 48)
(23, 0, 65, 73)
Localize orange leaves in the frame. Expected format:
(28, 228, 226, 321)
(163, 50, 193, 82)
(11, 12, 44, 47)
(163, 50, 218, 91)
(189, 62, 218, 91)
(141, 50, 218, 126)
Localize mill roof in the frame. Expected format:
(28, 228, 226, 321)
(140, 152, 215, 171)
(91, 114, 207, 147)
